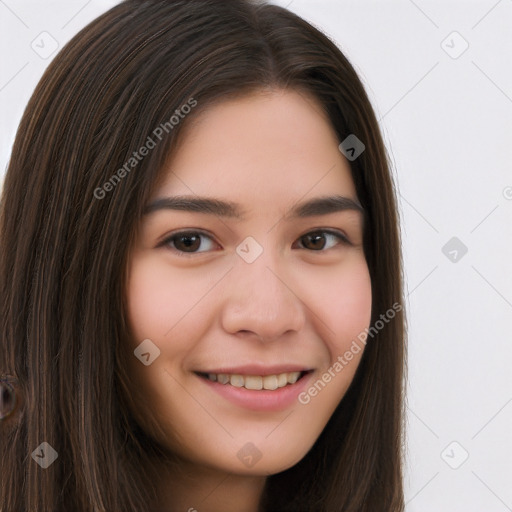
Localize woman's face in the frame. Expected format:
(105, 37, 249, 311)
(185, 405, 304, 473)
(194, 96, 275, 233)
(125, 89, 372, 475)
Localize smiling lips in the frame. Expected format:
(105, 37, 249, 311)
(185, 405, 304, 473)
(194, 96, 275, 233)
(196, 366, 314, 411)
(201, 371, 303, 390)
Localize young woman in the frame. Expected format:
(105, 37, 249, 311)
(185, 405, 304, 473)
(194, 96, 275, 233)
(0, 1, 406, 510)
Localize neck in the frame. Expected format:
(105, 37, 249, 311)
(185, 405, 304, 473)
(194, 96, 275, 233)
(150, 458, 267, 512)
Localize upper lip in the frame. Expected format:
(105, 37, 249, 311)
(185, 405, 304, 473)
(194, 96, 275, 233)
(195, 364, 313, 376)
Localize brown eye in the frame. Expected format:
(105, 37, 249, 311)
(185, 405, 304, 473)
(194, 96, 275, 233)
(174, 233, 201, 252)
(298, 230, 350, 251)
(162, 231, 217, 254)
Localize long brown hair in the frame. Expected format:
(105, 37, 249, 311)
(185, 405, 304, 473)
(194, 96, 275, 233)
(0, 0, 406, 510)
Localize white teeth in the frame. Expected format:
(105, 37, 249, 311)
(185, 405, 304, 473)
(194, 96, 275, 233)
(204, 371, 304, 390)
(287, 371, 300, 384)
(245, 375, 263, 390)
(262, 375, 278, 390)
(217, 374, 229, 384)
(277, 373, 288, 388)
(229, 374, 244, 387)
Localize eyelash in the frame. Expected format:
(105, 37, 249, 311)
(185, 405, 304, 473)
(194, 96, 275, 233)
(159, 228, 352, 257)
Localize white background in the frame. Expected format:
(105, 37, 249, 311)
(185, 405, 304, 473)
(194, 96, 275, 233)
(1, 1, 511, 510)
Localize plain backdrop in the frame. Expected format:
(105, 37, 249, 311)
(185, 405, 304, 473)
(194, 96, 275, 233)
(1, 1, 511, 510)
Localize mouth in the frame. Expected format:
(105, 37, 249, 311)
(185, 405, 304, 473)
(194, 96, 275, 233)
(193, 366, 315, 412)
(195, 370, 313, 391)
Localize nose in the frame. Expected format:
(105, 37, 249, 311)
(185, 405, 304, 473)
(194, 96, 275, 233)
(220, 249, 306, 343)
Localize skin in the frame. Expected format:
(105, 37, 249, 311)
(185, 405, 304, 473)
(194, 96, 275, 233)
(124, 88, 372, 512)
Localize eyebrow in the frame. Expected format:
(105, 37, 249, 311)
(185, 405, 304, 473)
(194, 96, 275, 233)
(143, 194, 364, 219)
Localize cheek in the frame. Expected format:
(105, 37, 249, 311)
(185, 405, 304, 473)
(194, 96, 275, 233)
(127, 261, 168, 341)
(295, 261, 371, 427)
(123, 257, 194, 445)
(126, 254, 212, 344)
(313, 257, 372, 358)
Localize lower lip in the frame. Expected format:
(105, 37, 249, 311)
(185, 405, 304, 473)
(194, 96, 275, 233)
(198, 372, 314, 412)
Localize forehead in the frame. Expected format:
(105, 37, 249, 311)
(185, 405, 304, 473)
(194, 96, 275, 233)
(152, 89, 358, 211)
